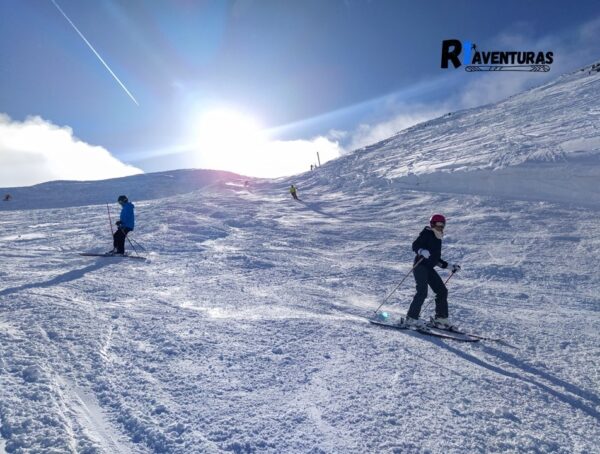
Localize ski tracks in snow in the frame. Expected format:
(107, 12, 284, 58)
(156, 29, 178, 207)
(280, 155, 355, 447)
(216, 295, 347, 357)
(56, 376, 139, 454)
(1, 180, 599, 452)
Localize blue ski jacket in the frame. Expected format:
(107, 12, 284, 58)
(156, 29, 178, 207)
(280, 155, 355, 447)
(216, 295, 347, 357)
(119, 202, 135, 230)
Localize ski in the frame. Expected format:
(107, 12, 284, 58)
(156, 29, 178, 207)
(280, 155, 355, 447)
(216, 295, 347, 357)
(369, 319, 479, 343)
(79, 253, 147, 260)
(426, 321, 504, 342)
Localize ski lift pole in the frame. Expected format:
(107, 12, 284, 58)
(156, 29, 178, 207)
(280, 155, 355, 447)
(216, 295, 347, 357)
(374, 257, 423, 315)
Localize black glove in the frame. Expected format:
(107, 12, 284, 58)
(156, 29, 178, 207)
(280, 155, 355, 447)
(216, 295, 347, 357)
(451, 264, 461, 273)
(439, 260, 448, 269)
(116, 220, 122, 226)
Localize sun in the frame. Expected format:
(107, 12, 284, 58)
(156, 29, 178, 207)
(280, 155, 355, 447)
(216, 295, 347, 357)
(195, 108, 267, 175)
(191, 106, 342, 178)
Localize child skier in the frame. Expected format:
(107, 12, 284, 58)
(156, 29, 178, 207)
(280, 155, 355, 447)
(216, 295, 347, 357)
(109, 195, 135, 255)
(405, 214, 460, 328)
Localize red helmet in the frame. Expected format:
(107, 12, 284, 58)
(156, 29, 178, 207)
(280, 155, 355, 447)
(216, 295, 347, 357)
(430, 214, 446, 226)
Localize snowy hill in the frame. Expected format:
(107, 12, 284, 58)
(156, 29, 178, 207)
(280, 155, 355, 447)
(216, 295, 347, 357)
(0, 64, 599, 453)
(300, 61, 600, 208)
(0, 169, 245, 211)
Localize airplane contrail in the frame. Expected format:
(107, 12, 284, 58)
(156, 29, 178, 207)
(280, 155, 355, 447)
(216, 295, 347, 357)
(50, 0, 139, 106)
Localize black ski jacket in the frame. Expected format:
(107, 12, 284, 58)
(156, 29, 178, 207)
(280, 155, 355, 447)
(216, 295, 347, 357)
(412, 227, 448, 269)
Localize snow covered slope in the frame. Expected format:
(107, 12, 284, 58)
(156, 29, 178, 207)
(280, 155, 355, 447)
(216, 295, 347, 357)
(302, 62, 600, 208)
(0, 64, 599, 453)
(0, 169, 243, 211)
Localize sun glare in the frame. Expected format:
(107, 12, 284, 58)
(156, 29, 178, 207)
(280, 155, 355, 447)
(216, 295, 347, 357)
(196, 109, 267, 175)
(194, 107, 342, 178)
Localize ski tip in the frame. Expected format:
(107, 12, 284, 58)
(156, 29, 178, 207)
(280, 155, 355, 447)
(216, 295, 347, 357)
(373, 311, 391, 321)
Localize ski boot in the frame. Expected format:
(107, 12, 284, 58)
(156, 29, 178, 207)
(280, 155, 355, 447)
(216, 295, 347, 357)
(428, 317, 454, 330)
(402, 316, 427, 329)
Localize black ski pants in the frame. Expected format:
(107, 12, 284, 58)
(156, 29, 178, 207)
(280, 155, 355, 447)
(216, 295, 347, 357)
(113, 227, 132, 254)
(407, 264, 448, 320)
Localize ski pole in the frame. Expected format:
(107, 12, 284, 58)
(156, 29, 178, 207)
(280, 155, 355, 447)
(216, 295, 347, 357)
(126, 236, 140, 256)
(106, 203, 114, 235)
(129, 237, 147, 252)
(374, 257, 423, 315)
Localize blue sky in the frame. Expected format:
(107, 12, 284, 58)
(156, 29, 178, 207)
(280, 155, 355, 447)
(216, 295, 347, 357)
(1, 0, 600, 183)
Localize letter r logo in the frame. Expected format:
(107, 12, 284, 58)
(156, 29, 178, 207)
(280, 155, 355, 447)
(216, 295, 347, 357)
(441, 40, 462, 68)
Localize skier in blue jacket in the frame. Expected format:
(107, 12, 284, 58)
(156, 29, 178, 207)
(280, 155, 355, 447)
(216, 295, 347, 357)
(109, 195, 135, 255)
(405, 214, 460, 328)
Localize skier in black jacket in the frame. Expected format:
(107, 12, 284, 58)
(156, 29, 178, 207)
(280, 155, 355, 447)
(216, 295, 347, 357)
(405, 214, 460, 328)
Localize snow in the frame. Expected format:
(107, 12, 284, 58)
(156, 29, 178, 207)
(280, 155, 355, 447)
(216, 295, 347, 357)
(321, 63, 600, 209)
(1, 63, 599, 453)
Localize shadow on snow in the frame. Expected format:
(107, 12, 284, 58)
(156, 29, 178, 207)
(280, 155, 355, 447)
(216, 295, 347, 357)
(0, 260, 115, 297)
(425, 337, 600, 420)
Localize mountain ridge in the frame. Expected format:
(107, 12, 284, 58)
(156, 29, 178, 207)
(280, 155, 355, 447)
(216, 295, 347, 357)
(2, 60, 599, 210)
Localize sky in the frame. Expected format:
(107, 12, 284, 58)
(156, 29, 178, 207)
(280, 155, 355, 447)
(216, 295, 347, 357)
(1, 0, 600, 186)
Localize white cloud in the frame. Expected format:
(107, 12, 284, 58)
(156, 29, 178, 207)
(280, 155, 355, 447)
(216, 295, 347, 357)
(194, 134, 343, 178)
(183, 108, 344, 177)
(458, 71, 540, 109)
(345, 107, 447, 151)
(326, 129, 349, 141)
(263, 136, 343, 176)
(0, 114, 142, 187)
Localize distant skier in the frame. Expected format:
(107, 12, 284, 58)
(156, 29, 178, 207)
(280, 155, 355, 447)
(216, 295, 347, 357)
(109, 195, 135, 255)
(3, 194, 11, 202)
(290, 184, 299, 200)
(404, 214, 460, 328)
